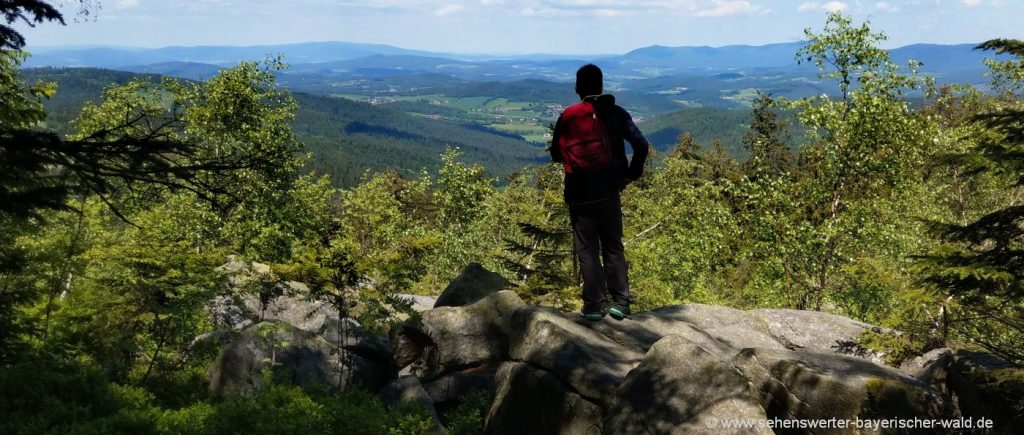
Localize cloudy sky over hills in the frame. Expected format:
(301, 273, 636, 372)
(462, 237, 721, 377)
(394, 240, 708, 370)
(21, 0, 1024, 54)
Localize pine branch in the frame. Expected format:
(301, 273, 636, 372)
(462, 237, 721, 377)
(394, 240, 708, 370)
(976, 39, 1024, 57)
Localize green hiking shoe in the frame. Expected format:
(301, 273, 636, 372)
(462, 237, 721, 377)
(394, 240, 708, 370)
(608, 303, 631, 320)
(580, 303, 606, 321)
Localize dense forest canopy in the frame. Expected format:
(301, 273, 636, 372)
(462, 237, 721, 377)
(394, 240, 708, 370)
(1, 3, 1023, 433)
(15, 67, 548, 187)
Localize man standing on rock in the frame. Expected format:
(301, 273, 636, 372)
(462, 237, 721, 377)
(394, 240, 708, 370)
(550, 64, 649, 321)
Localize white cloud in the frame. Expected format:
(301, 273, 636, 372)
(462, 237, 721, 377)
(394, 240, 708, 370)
(823, 2, 848, 12)
(114, 0, 141, 9)
(521, 6, 583, 17)
(695, 0, 763, 17)
(592, 8, 622, 17)
(875, 1, 899, 12)
(960, 0, 1006, 7)
(255, 0, 710, 20)
(798, 1, 848, 12)
(434, 3, 465, 16)
(798, 2, 820, 11)
(538, 0, 697, 13)
(515, 0, 685, 18)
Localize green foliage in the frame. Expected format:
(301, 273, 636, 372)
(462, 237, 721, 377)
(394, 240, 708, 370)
(915, 39, 1024, 363)
(0, 50, 68, 224)
(436, 148, 495, 227)
(0, 356, 432, 435)
(0, 50, 53, 128)
(859, 328, 920, 367)
(963, 364, 1024, 421)
(624, 144, 741, 309)
(979, 39, 1024, 95)
(442, 390, 494, 435)
(168, 57, 302, 207)
(499, 164, 577, 309)
(385, 402, 436, 435)
(742, 92, 793, 178)
(2, 58, 342, 433)
(797, 12, 891, 101)
(772, 12, 935, 310)
(2, 58, 305, 235)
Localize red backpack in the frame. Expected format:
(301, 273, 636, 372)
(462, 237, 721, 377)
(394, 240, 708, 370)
(556, 101, 612, 174)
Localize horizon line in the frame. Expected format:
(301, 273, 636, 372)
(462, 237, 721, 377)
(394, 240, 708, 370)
(23, 39, 984, 58)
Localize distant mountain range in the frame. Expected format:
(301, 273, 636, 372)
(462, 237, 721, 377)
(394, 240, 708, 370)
(25, 41, 438, 68)
(24, 41, 1004, 84)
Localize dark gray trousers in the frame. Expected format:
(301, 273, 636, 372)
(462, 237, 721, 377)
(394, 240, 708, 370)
(569, 195, 630, 308)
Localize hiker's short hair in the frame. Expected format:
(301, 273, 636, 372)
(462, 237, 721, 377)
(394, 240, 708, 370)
(576, 64, 603, 97)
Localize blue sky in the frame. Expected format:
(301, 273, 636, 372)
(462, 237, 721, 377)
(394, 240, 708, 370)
(20, 0, 1024, 54)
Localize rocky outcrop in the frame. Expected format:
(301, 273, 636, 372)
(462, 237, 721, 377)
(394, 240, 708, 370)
(486, 362, 604, 435)
(203, 262, 1021, 434)
(422, 369, 497, 404)
(508, 306, 644, 406)
(392, 290, 524, 380)
(732, 347, 946, 423)
(208, 320, 394, 396)
(380, 375, 434, 410)
(743, 308, 888, 365)
(206, 260, 399, 396)
(606, 336, 772, 435)
(208, 259, 338, 334)
(909, 349, 1024, 433)
(433, 262, 512, 308)
(484, 304, 984, 435)
(397, 294, 438, 312)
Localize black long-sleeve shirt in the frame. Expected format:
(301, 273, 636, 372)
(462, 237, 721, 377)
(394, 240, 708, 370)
(550, 94, 649, 204)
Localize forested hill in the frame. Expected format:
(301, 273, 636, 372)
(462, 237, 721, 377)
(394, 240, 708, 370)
(639, 108, 752, 155)
(18, 67, 158, 133)
(292, 93, 545, 185)
(21, 67, 546, 187)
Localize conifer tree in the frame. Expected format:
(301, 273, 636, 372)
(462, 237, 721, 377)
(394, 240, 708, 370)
(917, 39, 1024, 362)
(742, 92, 793, 179)
(501, 164, 576, 307)
(0, 0, 75, 50)
(669, 132, 701, 160)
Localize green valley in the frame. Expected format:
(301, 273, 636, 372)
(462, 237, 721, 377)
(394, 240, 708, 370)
(22, 67, 771, 186)
(20, 68, 552, 186)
